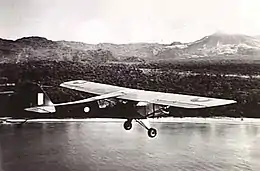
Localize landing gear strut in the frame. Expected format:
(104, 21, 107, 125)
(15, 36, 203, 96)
(123, 119, 157, 138)
(135, 119, 157, 138)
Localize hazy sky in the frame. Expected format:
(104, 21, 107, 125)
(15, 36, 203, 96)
(1, 0, 260, 43)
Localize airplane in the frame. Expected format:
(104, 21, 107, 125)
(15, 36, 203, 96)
(0, 80, 237, 138)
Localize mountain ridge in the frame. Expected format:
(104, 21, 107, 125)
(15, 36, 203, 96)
(1, 32, 260, 64)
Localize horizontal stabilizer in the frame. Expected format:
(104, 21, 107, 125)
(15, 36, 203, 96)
(0, 117, 12, 121)
(24, 106, 56, 113)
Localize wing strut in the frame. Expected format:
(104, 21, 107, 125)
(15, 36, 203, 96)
(24, 91, 126, 113)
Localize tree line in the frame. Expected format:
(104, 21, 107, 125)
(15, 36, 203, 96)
(0, 60, 260, 118)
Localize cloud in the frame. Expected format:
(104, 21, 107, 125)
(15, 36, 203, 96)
(0, 0, 260, 43)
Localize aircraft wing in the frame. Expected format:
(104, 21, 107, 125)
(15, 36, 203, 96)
(59, 80, 236, 109)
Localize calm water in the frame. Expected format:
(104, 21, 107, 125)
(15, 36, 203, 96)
(0, 118, 260, 171)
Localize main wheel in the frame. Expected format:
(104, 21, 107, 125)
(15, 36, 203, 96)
(123, 121, 132, 130)
(148, 128, 157, 138)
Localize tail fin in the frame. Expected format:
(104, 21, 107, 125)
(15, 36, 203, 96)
(8, 81, 56, 114)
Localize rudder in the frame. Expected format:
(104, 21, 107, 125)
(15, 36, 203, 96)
(7, 81, 56, 115)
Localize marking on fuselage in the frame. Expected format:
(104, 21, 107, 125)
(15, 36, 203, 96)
(38, 93, 44, 105)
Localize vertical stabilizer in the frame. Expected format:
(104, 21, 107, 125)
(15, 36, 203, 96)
(7, 82, 56, 114)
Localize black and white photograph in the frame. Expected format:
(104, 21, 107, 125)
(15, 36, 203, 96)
(0, 0, 260, 170)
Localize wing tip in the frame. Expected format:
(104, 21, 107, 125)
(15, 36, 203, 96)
(60, 80, 88, 87)
(204, 99, 237, 108)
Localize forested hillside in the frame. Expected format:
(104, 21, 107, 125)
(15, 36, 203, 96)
(1, 61, 260, 118)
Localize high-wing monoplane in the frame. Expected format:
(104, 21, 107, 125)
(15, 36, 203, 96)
(21, 80, 237, 138)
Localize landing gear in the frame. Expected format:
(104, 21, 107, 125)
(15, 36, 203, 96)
(148, 128, 157, 138)
(123, 120, 132, 130)
(135, 119, 157, 138)
(123, 119, 158, 138)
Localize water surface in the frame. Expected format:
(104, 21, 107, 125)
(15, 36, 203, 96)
(0, 118, 260, 171)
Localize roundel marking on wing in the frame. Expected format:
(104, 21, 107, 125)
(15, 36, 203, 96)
(190, 98, 211, 102)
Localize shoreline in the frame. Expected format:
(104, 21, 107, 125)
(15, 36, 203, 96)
(1, 117, 260, 124)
